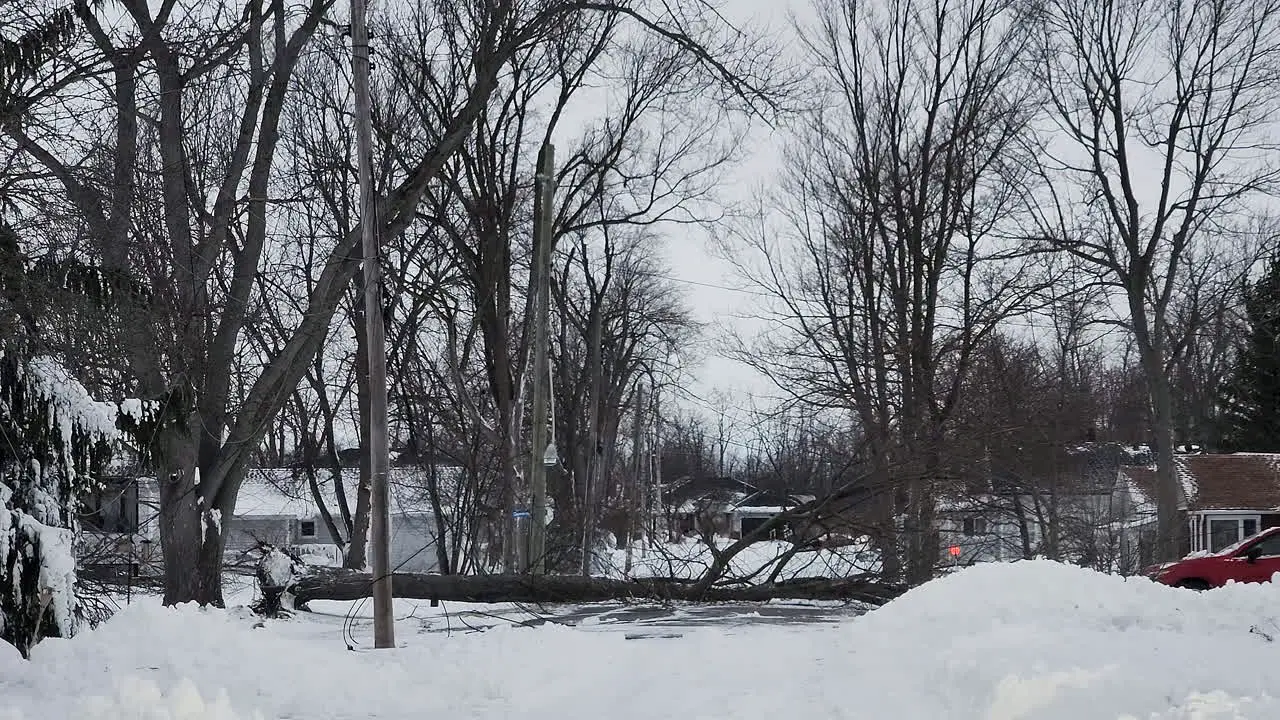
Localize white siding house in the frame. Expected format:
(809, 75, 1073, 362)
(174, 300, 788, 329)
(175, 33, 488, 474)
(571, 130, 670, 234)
(79, 464, 460, 576)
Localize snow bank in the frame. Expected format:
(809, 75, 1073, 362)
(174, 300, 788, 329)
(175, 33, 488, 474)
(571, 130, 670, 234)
(5, 560, 1280, 719)
(0, 634, 22, 673)
(0, 677, 261, 720)
(848, 560, 1280, 719)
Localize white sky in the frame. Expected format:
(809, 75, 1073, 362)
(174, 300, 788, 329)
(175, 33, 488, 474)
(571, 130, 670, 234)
(655, 0, 800, 423)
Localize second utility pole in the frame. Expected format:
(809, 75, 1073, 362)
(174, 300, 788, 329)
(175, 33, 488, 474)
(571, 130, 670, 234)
(527, 143, 556, 575)
(351, 0, 394, 648)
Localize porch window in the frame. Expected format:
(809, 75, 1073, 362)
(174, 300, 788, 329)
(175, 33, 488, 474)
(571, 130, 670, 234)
(1205, 516, 1262, 553)
(299, 520, 317, 538)
(962, 518, 986, 536)
(1209, 519, 1239, 553)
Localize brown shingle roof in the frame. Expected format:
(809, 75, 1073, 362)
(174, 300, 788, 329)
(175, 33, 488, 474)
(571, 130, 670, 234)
(1119, 454, 1280, 512)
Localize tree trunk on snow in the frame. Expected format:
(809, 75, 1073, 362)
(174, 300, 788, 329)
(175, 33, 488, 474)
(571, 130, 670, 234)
(274, 567, 904, 609)
(421, 416, 453, 576)
(306, 466, 346, 553)
(581, 306, 604, 576)
(1011, 495, 1033, 560)
(501, 427, 520, 573)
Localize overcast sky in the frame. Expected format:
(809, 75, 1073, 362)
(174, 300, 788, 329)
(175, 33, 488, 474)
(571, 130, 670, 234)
(654, 0, 803, 425)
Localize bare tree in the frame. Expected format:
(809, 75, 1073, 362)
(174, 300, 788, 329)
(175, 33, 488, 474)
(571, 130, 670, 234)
(385, 5, 757, 572)
(1028, 0, 1280, 561)
(726, 0, 1044, 583)
(549, 231, 696, 573)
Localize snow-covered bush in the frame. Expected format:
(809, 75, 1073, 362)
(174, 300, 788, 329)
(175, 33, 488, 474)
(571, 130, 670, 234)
(1, 350, 116, 657)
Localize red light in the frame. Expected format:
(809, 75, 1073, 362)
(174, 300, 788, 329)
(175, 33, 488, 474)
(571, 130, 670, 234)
(948, 545, 962, 557)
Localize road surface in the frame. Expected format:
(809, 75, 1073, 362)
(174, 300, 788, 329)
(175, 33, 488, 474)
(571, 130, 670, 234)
(415, 600, 871, 638)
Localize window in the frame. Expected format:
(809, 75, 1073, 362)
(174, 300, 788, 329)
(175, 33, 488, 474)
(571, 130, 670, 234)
(299, 520, 317, 538)
(962, 518, 987, 536)
(80, 481, 139, 533)
(1204, 516, 1264, 553)
(1246, 532, 1280, 558)
(1209, 519, 1242, 553)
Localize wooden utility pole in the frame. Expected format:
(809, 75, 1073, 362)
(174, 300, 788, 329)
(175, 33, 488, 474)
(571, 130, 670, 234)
(527, 143, 556, 575)
(652, 384, 662, 543)
(624, 383, 645, 574)
(351, 0, 394, 649)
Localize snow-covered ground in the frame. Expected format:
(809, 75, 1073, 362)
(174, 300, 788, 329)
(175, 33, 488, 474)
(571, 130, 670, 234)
(5, 560, 1280, 719)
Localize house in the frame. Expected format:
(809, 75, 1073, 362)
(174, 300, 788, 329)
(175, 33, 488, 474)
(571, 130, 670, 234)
(735, 489, 817, 539)
(662, 476, 814, 540)
(935, 493, 1024, 565)
(1116, 453, 1280, 562)
(229, 468, 448, 572)
(936, 443, 1156, 570)
(77, 450, 163, 581)
(78, 459, 462, 576)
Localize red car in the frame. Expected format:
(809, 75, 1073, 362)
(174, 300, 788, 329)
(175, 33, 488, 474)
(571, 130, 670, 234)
(1146, 526, 1280, 590)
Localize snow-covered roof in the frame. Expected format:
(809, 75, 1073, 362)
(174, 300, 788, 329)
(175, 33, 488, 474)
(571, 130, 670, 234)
(234, 467, 453, 519)
(674, 492, 746, 515)
(673, 489, 815, 516)
(233, 480, 322, 519)
(935, 494, 1012, 513)
(734, 506, 786, 515)
(1118, 454, 1280, 513)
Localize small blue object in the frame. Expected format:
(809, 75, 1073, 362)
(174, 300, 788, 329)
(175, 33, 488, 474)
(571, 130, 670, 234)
(513, 510, 531, 519)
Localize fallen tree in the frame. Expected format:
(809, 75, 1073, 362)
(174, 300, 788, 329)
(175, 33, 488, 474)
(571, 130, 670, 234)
(255, 547, 906, 614)
(254, 478, 907, 615)
(289, 568, 903, 608)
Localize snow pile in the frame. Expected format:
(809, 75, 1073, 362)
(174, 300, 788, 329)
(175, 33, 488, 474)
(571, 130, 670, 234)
(5, 560, 1280, 719)
(0, 632, 22, 673)
(1138, 692, 1271, 720)
(78, 678, 262, 720)
(0, 677, 261, 720)
(848, 560, 1280, 718)
(603, 537, 880, 580)
(860, 559, 1279, 638)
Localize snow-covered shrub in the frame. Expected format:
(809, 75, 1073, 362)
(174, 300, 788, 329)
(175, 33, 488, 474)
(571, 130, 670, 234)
(1, 350, 116, 657)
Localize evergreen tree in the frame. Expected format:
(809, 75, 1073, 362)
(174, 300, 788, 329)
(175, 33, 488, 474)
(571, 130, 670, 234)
(1220, 256, 1280, 452)
(0, 351, 115, 657)
(0, 220, 117, 658)
(1, 1, 93, 111)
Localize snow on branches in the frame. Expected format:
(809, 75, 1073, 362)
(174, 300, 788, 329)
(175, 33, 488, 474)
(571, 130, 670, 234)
(1, 349, 118, 658)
